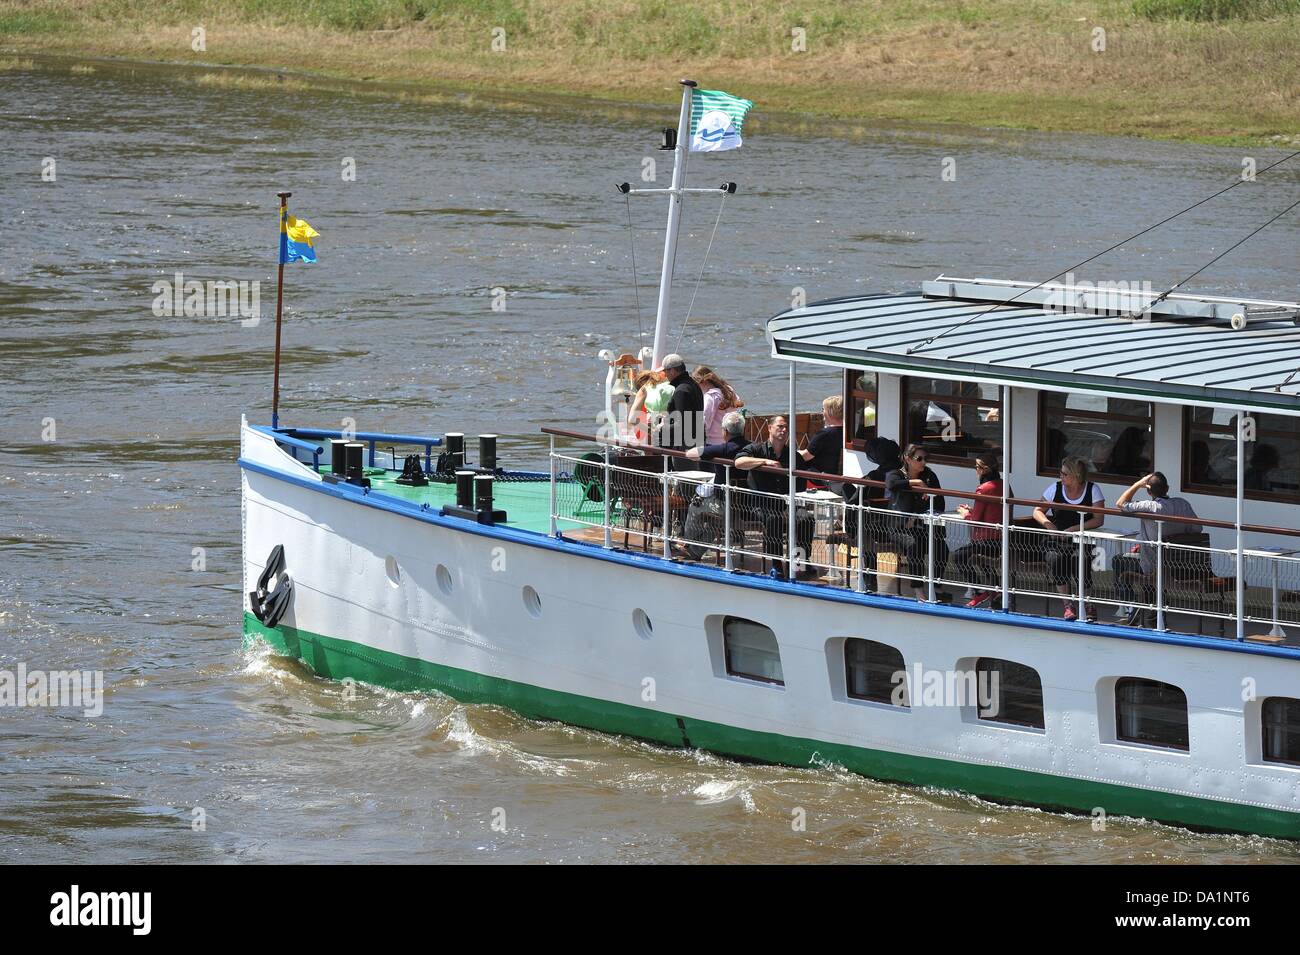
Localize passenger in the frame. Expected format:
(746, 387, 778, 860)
(1032, 455, 1104, 622)
(684, 410, 748, 481)
(954, 451, 1006, 608)
(627, 370, 672, 444)
(882, 444, 947, 598)
(799, 395, 844, 476)
(692, 366, 744, 446)
(681, 411, 748, 560)
(735, 415, 815, 579)
(656, 353, 704, 469)
(1112, 471, 1200, 626)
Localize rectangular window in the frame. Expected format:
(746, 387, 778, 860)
(844, 370, 878, 451)
(1038, 392, 1153, 482)
(1183, 408, 1300, 504)
(1262, 697, 1300, 767)
(900, 377, 1001, 467)
(844, 638, 907, 706)
(1115, 678, 1189, 751)
(722, 616, 784, 685)
(976, 658, 1045, 729)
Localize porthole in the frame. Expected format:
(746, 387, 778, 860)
(522, 585, 542, 618)
(384, 555, 400, 587)
(436, 563, 454, 595)
(633, 608, 654, 640)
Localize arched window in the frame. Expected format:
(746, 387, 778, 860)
(976, 658, 1045, 729)
(844, 639, 907, 706)
(1262, 697, 1300, 766)
(723, 616, 783, 685)
(1116, 678, 1188, 751)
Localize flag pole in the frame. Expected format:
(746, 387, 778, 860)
(272, 190, 291, 430)
(650, 79, 695, 370)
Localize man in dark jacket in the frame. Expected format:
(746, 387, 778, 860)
(656, 353, 704, 470)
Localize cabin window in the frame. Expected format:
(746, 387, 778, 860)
(900, 377, 1001, 467)
(1115, 678, 1189, 751)
(844, 370, 878, 451)
(976, 658, 1045, 729)
(1038, 393, 1153, 482)
(723, 616, 784, 685)
(1262, 697, 1300, 767)
(844, 638, 907, 706)
(1183, 408, 1300, 503)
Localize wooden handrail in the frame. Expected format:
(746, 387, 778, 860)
(541, 427, 1300, 539)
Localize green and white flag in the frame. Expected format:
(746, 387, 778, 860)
(689, 89, 755, 152)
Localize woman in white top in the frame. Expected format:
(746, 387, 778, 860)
(1031, 455, 1105, 622)
(692, 366, 743, 446)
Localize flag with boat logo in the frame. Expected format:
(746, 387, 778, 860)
(689, 89, 755, 152)
(279, 209, 319, 264)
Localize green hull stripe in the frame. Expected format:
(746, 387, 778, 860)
(244, 613, 1300, 839)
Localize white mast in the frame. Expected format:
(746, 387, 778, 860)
(650, 79, 696, 369)
(620, 79, 735, 369)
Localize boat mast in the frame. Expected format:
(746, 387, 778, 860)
(650, 79, 696, 369)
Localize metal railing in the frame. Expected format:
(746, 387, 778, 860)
(543, 428, 1300, 643)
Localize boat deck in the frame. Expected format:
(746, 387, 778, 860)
(364, 470, 558, 534)
(357, 470, 1298, 649)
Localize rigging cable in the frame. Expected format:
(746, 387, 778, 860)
(906, 148, 1300, 355)
(1127, 194, 1300, 323)
(624, 192, 645, 350)
(675, 191, 730, 354)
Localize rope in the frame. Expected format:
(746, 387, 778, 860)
(675, 192, 729, 353)
(907, 148, 1300, 355)
(1128, 194, 1300, 323)
(624, 193, 644, 349)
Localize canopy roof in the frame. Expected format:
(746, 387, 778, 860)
(768, 277, 1300, 416)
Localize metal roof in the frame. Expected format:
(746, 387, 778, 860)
(768, 278, 1300, 416)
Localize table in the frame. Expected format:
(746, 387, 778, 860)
(797, 489, 844, 539)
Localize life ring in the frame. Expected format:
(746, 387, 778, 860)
(249, 544, 294, 628)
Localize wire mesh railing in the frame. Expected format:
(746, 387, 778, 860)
(544, 433, 1300, 644)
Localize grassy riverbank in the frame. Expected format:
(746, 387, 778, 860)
(2, 0, 1298, 144)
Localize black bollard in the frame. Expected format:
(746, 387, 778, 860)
(446, 432, 465, 471)
(478, 434, 498, 472)
(330, 439, 349, 475)
(474, 474, 494, 513)
(455, 469, 475, 509)
(345, 442, 365, 483)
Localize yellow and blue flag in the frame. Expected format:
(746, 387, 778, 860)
(279, 210, 319, 264)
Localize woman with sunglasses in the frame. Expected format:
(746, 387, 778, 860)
(883, 444, 948, 598)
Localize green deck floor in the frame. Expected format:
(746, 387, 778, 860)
(364, 470, 594, 536)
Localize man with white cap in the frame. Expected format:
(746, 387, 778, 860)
(656, 353, 704, 470)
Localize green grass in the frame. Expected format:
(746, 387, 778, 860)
(0, 0, 1296, 145)
(1133, 0, 1300, 20)
(0, 11, 64, 34)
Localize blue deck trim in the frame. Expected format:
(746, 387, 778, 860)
(239, 455, 1300, 663)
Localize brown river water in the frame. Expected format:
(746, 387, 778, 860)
(2, 61, 1298, 863)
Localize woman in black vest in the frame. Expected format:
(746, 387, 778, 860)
(1031, 455, 1105, 622)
